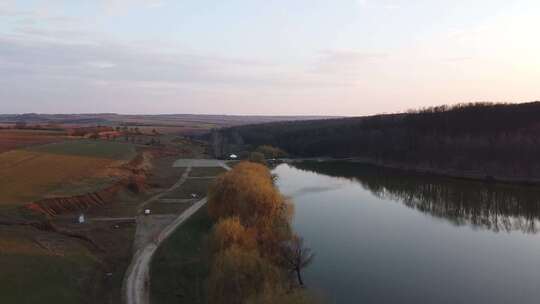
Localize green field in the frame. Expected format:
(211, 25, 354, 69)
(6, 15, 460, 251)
(188, 167, 226, 177)
(161, 179, 214, 199)
(150, 206, 214, 304)
(145, 200, 192, 215)
(0, 254, 100, 304)
(0, 227, 102, 304)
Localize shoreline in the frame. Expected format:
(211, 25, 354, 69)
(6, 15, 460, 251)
(281, 157, 540, 187)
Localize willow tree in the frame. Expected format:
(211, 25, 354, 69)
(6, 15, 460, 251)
(208, 246, 284, 304)
(211, 217, 257, 253)
(208, 162, 287, 229)
(279, 236, 314, 287)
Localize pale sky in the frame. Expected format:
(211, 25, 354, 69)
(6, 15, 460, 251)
(1, 0, 539, 115)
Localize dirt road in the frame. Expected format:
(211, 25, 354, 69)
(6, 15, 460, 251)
(124, 159, 229, 304)
(124, 198, 207, 304)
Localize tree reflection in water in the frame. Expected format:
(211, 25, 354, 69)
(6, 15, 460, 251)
(292, 161, 540, 234)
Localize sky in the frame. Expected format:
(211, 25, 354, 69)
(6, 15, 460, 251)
(1, 0, 539, 116)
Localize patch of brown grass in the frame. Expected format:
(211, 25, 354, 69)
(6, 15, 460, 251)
(0, 150, 120, 205)
(0, 129, 66, 153)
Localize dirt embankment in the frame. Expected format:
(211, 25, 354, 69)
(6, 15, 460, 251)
(25, 151, 154, 217)
(26, 182, 126, 216)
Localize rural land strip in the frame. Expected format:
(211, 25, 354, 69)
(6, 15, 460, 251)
(124, 159, 230, 304)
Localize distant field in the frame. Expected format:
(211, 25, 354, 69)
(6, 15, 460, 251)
(0, 140, 136, 205)
(0, 129, 67, 153)
(123, 125, 213, 135)
(26, 139, 137, 160)
(0, 114, 334, 135)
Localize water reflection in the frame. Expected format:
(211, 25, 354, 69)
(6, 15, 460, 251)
(292, 161, 540, 233)
(288, 185, 344, 198)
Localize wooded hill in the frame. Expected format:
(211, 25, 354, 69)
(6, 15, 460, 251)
(212, 102, 540, 180)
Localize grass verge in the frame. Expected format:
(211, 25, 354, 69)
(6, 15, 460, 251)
(189, 167, 226, 177)
(150, 206, 214, 304)
(161, 179, 214, 199)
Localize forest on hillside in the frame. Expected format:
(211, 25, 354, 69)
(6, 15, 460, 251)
(212, 102, 540, 180)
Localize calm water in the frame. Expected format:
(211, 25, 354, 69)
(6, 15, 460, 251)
(273, 161, 540, 304)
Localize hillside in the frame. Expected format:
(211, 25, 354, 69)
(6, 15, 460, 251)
(0, 113, 335, 136)
(213, 102, 540, 181)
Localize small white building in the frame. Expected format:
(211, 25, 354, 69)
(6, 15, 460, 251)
(78, 214, 85, 224)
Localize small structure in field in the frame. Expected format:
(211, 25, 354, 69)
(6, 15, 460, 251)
(229, 154, 238, 160)
(144, 209, 151, 215)
(78, 214, 85, 224)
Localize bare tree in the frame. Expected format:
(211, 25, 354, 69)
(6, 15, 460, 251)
(279, 235, 314, 287)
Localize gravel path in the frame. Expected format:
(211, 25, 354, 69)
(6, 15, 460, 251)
(123, 159, 230, 304)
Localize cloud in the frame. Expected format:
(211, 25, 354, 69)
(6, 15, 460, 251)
(85, 61, 117, 69)
(101, 0, 166, 15)
(383, 4, 400, 10)
(311, 49, 389, 76)
(356, 1, 400, 10)
(0, 23, 373, 115)
(356, 0, 368, 6)
(443, 56, 474, 63)
(320, 49, 389, 61)
(0, 30, 344, 101)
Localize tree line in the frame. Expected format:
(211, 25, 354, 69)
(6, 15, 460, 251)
(212, 102, 540, 180)
(206, 162, 317, 304)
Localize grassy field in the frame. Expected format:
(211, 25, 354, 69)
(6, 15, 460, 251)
(0, 227, 102, 304)
(189, 166, 226, 177)
(0, 140, 135, 205)
(145, 200, 192, 215)
(150, 206, 214, 304)
(161, 179, 215, 199)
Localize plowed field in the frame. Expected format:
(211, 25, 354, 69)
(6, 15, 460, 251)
(0, 140, 136, 205)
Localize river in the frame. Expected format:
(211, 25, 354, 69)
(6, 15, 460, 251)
(273, 161, 540, 304)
